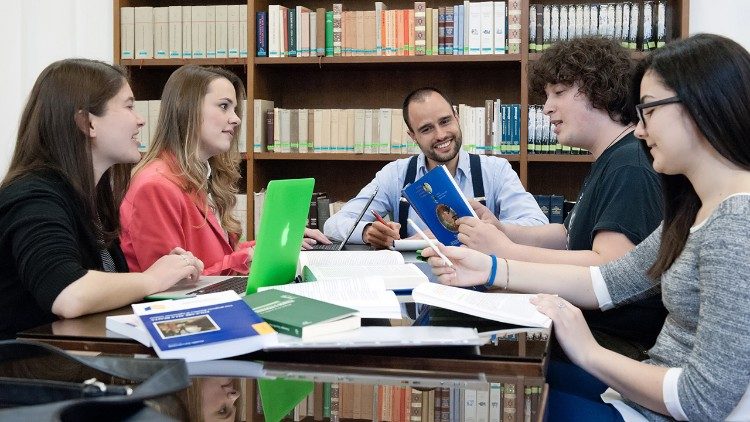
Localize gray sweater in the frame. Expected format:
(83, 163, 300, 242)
(600, 194, 750, 421)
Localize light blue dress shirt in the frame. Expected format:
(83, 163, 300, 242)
(323, 150, 548, 243)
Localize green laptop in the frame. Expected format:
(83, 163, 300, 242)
(246, 177, 314, 294)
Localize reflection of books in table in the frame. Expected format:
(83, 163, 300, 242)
(259, 278, 402, 319)
(401, 165, 477, 247)
(130, 291, 278, 362)
(412, 283, 552, 328)
(265, 326, 486, 351)
(244, 289, 360, 340)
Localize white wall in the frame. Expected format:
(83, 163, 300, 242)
(1, 0, 749, 176)
(0, 0, 112, 176)
(690, 0, 750, 49)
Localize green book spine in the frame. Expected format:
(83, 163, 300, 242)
(323, 382, 332, 417)
(325, 11, 334, 56)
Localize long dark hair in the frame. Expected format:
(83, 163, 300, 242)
(632, 34, 750, 278)
(1, 58, 130, 245)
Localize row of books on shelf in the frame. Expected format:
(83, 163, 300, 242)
(133, 100, 248, 153)
(529, 0, 669, 53)
(253, 100, 523, 155)
(262, 381, 543, 422)
(120, 5, 248, 60)
(527, 105, 589, 155)
(257, 1, 518, 58)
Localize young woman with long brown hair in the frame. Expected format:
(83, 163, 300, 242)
(120, 65, 328, 276)
(0, 59, 202, 339)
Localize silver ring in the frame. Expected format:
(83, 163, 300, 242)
(181, 255, 190, 265)
(556, 300, 565, 308)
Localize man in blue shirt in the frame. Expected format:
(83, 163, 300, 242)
(323, 87, 547, 249)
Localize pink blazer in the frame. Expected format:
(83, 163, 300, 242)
(120, 158, 254, 275)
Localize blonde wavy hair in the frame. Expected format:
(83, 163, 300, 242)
(135, 65, 245, 242)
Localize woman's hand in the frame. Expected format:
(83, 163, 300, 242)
(302, 228, 331, 250)
(421, 244, 492, 287)
(530, 294, 601, 367)
(145, 249, 204, 293)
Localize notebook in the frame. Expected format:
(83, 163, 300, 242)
(310, 186, 379, 251)
(146, 178, 315, 300)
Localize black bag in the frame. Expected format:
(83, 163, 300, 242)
(0, 340, 190, 421)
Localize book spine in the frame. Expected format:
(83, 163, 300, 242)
(438, 7, 445, 55)
(288, 8, 297, 57)
(415, 2, 426, 56)
(333, 4, 343, 56)
(326, 11, 335, 56)
(444, 6, 454, 55)
(256, 11, 268, 57)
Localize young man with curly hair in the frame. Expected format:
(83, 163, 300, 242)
(459, 37, 665, 358)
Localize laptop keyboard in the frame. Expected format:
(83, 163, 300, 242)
(310, 242, 342, 251)
(188, 276, 248, 295)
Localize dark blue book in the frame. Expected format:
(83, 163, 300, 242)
(256, 11, 268, 57)
(288, 8, 297, 57)
(402, 165, 478, 247)
(132, 291, 277, 362)
(533, 194, 550, 220)
(549, 195, 564, 224)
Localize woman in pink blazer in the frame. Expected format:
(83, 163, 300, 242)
(120, 65, 327, 275)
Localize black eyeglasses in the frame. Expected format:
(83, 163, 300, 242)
(635, 96, 681, 127)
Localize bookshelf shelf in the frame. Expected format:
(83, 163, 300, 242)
(114, 0, 689, 239)
(254, 54, 522, 65)
(527, 155, 594, 163)
(120, 58, 248, 67)
(254, 152, 521, 162)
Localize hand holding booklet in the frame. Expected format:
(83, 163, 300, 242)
(412, 283, 552, 329)
(401, 165, 478, 247)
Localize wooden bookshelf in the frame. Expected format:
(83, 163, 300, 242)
(113, 0, 689, 239)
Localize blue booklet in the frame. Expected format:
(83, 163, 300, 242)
(131, 291, 277, 362)
(402, 165, 478, 247)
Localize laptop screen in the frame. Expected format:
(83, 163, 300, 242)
(336, 186, 379, 250)
(245, 178, 315, 294)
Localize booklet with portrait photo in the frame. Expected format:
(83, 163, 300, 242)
(402, 164, 478, 247)
(131, 291, 278, 362)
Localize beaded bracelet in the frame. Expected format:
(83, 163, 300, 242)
(485, 254, 498, 288)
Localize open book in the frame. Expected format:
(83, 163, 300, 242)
(298, 250, 428, 292)
(412, 283, 552, 329)
(401, 164, 477, 247)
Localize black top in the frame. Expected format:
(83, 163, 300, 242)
(564, 133, 667, 349)
(0, 171, 127, 339)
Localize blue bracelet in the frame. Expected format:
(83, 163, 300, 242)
(485, 254, 498, 288)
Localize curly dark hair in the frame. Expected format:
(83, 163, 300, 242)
(529, 37, 636, 125)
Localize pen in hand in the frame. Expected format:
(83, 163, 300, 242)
(406, 218, 454, 268)
(371, 210, 389, 226)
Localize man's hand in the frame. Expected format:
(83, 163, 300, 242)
(302, 228, 332, 250)
(363, 221, 401, 249)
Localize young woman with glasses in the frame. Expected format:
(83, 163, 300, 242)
(422, 34, 750, 420)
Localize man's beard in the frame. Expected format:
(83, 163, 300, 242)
(423, 131, 463, 163)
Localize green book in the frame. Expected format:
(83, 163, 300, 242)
(244, 289, 360, 340)
(325, 11, 334, 56)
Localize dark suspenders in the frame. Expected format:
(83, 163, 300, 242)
(399, 154, 485, 238)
